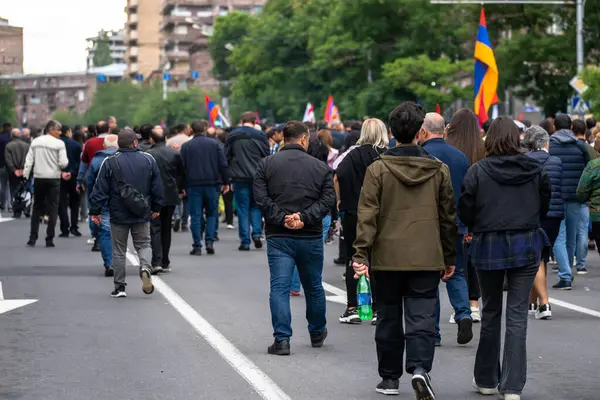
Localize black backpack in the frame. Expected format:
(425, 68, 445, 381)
(108, 156, 150, 218)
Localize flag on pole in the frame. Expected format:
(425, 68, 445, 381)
(218, 111, 230, 128)
(324, 95, 340, 125)
(435, 104, 441, 115)
(255, 111, 262, 124)
(474, 8, 499, 126)
(303, 103, 316, 123)
(205, 95, 220, 128)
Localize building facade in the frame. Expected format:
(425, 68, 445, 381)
(0, 17, 24, 75)
(126, 0, 162, 80)
(0, 73, 97, 127)
(86, 29, 127, 69)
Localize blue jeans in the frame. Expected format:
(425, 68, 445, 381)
(174, 196, 189, 226)
(188, 185, 219, 248)
(90, 207, 112, 268)
(435, 236, 471, 338)
(267, 237, 327, 342)
(233, 182, 262, 246)
(575, 204, 589, 270)
(554, 202, 585, 281)
(291, 215, 331, 293)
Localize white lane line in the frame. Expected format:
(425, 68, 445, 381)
(125, 250, 292, 400)
(549, 297, 600, 318)
(0, 299, 38, 315)
(0, 281, 3, 300)
(0, 217, 14, 223)
(322, 281, 346, 297)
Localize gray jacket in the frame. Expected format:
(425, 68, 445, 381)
(5, 138, 30, 173)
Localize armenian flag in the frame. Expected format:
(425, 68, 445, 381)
(474, 8, 498, 126)
(324, 95, 340, 125)
(205, 95, 220, 128)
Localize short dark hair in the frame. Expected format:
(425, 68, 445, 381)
(539, 118, 555, 135)
(2, 122, 11, 131)
(283, 121, 309, 142)
(173, 124, 186, 134)
(150, 129, 165, 143)
(61, 124, 70, 136)
(586, 118, 597, 130)
(139, 124, 153, 139)
(191, 120, 209, 135)
(572, 119, 586, 136)
(554, 114, 572, 131)
(87, 124, 96, 137)
(110, 127, 121, 135)
(350, 120, 362, 131)
(485, 116, 522, 157)
(240, 112, 257, 124)
(317, 120, 329, 130)
(96, 122, 109, 135)
(388, 101, 425, 144)
(522, 120, 532, 128)
(305, 122, 316, 131)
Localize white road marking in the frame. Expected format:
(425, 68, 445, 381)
(549, 297, 600, 319)
(0, 281, 3, 300)
(0, 217, 14, 223)
(125, 250, 292, 400)
(322, 281, 347, 297)
(0, 299, 38, 315)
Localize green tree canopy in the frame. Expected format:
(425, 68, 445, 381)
(0, 84, 16, 125)
(93, 32, 113, 68)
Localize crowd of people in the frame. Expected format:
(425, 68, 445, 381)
(2, 102, 600, 400)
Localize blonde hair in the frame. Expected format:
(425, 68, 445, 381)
(356, 118, 389, 148)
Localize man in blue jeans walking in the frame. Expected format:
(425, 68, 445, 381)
(225, 112, 270, 251)
(549, 114, 590, 290)
(254, 121, 335, 356)
(419, 112, 473, 345)
(180, 120, 230, 256)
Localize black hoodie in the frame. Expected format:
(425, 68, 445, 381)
(336, 144, 386, 214)
(459, 154, 551, 233)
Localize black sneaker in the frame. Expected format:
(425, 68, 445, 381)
(339, 308, 362, 324)
(551, 264, 559, 272)
(162, 265, 172, 273)
(535, 303, 552, 320)
(214, 232, 220, 242)
(173, 218, 181, 232)
(70, 228, 82, 237)
(267, 340, 290, 356)
(376, 379, 400, 396)
(588, 241, 596, 250)
(111, 286, 127, 298)
(151, 265, 163, 275)
(45, 240, 55, 248)
(104, 268, 114, 277)
(91, 239, 100, 252)
(239, 244, 250, 251)
(412, 371, 436, 400)
(253, 237, 263, 249)
(58, 232, 69, 238)
(577, 267, 588, 275)
(181, 225, 189, 232)
(26, 238, 36, 247)
(552, 279, 572, 290)
(371, 311, 378, 326)
(206, 242, 215, 255)
(457, 317, 473, 345)
(140, 268, 154, 295)
(333, 257, 346, 266)
(190, 247, 202, 256)
(310, 328, 328, 348)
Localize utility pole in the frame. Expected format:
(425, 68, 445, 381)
(576, 0, 584, 72)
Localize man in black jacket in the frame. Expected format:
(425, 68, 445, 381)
(226, 112, 269, 251)
(5, 128, 30, 218)
(181, 120, 230, 255)
(148, 128, 185, 272)
(90, 129, 164, 298)
(58, 125, 83, 237)
(254, 121, 335, 356)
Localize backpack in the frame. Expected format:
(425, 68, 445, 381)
(12, 179, 31, 213)
(108, 157, 150, 218)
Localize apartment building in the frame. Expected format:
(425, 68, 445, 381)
(126, 0, 162, 79)
(0, 17, 24, 75)
(86, 29, 127, 69)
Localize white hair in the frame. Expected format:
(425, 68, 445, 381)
(356, 118, 389, 148)
(422, 113, 445, 135)
(104, 134, 119, 149)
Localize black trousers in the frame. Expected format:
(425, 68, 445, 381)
(151, 205, 175, 267)
(373, 270, 440, 379)
(58, 178, 80, 234)
(223, 190, 234, 225)
(342, 213, 377, 309)
(30, 178, 61, 241)
(591, 222, 600, 252)
(465, 243, 481, 301)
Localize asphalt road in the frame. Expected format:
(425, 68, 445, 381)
(1, 216, 599, 400)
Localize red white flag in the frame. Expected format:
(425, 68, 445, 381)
(303, 103, 316, 123)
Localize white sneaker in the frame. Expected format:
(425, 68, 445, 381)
(226, 224, 235, 230)
(449, 313, 456, 324)
(471, 307, 481, 323)
(472, 378, 498, 395)
(87, 238, 95, 245)
(528, 303, 537, 316)
(504, 394, 520, 400)
(535, 304, 552, 320)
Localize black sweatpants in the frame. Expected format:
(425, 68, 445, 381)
(30, 178, 61, 241)
(373, 270, 440, 379)
(223, 190, 234, 225)
(151, 205, 175, 267)
(59, 178, 80, 234)
(342, 212, 376, 309)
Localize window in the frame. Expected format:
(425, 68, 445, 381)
(171, 7, 192, 17)
(219, 7, 228, 16)
(58, 91, 65, 104)
(253, 6, 263, 14)
(30, 110, 36, 120)
(174, 25, 188, 35)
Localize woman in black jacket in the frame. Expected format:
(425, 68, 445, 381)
(523, 125, 564, 320)
(334, 118, 388, 325)
(459, 116, 551, 400)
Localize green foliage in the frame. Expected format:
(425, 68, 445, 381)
(209, 12, 254, 83)
(85, 81, 152, 127)
(93, 32, 113, 68)
(0, 84, 16, 125)
(582, 67, 600, 119)
(52, 109, 84, 126)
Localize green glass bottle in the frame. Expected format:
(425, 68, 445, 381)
(357, 275, 373, 321)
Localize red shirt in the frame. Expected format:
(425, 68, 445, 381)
(81, 136, 106, 164)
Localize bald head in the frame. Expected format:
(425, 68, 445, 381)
(11, 128, 22, 139)
(422, 113, 445, 136)
(21, 128, 30, 139)
(104, 134, 119, 149)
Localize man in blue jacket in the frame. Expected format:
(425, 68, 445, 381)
(180, 120, 230, 256)
(90, 129, 164, 298)
(419, 112, 473, 346)
(58, 125, 83, 237)
(549, 114, 590, 290)
(88, 134, 118, 277)
(225, 112, 269, 251)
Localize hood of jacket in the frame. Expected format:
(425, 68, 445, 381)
(550, 129, 578, 145)
(231, 125, 265, 137)
(479, 154, 542, 185)
(380, 145, 442, 186)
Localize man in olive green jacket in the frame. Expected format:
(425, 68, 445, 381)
(353, 102, 456, 400)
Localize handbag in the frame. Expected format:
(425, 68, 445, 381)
(109, 157, 150, 218)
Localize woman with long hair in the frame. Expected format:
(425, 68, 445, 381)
(445, 108, 486, 321)
(317, 129, 340, 169)
(460, 116, 550, 400)
(335, 118, 388, 324)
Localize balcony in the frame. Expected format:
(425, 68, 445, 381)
(163, 0, 213, 14)
(165, 48, 190, 61)
(164, 30, 209, 46)
(128, 0, 138, 9)
(130, 47, 139, 57)
(128, 29, 138, 43)
(128, 13, 138, 26)
(161, 14, 213, 31)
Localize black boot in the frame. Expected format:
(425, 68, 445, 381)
(267, 340, 290, 356)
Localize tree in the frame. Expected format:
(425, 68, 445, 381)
(0, 84, 16, 125)
(85, 81, 155, 126)
(93, 31, 113, 68)
(52, 109, 84, 126)
(582, 67, 600, 119)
